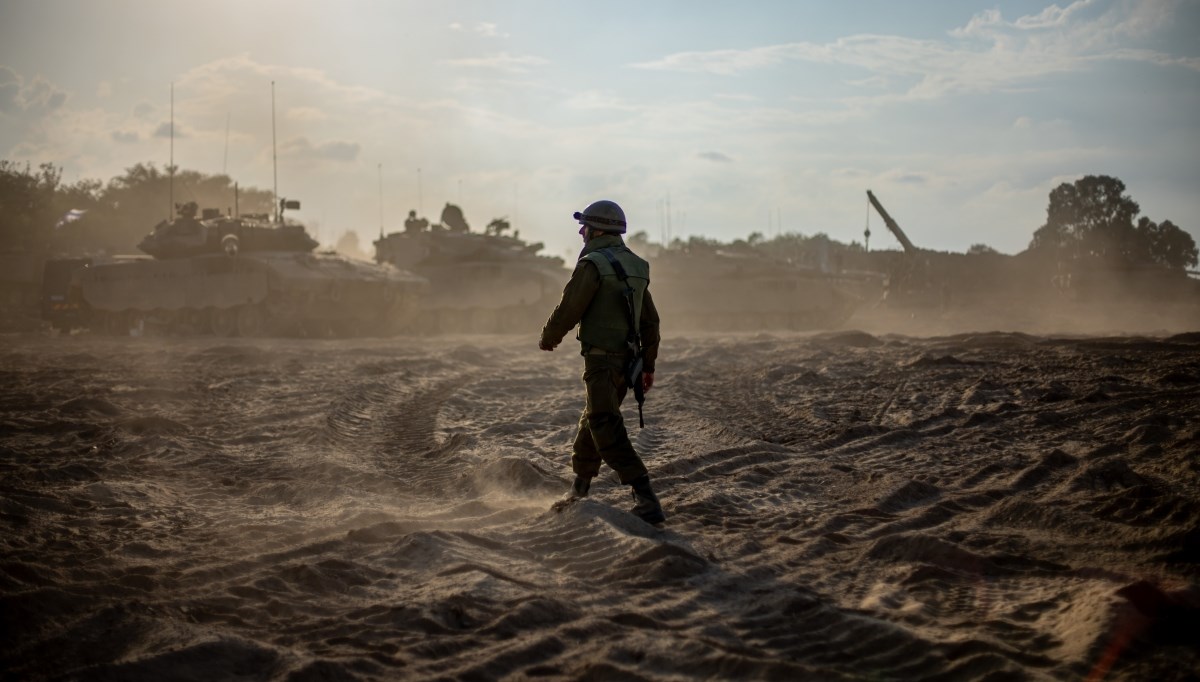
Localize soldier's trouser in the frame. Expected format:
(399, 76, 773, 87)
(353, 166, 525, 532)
(572, 351, 648, 484)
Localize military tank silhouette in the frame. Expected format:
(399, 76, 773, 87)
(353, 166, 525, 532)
(70, 200, 426, 337)
(647, 244, 862, 331)
(373, 203, 566, 334)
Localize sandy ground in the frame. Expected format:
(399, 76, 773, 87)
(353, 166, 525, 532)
(1, 319, 1199, 680)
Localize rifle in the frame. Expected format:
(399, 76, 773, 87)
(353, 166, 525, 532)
(597, 248, 646, 428)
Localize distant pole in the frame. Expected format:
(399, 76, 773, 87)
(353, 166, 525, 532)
(271, 80, 278, 223)
(378, 163, 384, 239)
(656, 199, 662, 244)
(666, 191, 672, 244)
(169, 82, 174, 221)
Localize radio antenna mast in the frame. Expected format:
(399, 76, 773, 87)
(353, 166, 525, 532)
(271, 81, 278, 223)
(169, 82, 174, 221)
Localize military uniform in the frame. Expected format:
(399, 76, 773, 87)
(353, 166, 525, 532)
(540, 233, 661, 485)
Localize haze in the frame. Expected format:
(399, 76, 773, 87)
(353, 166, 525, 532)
(2, 0, 1198, 261)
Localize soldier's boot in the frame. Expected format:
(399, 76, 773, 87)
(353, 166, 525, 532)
(566, 475, 591, 500)
(551, 475, 593, 513)
(629, 475, 666, 525)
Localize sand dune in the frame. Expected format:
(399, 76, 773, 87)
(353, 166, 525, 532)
(1, 326, 1197, 680)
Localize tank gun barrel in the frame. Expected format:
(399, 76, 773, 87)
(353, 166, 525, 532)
(866, 190, 918, 255)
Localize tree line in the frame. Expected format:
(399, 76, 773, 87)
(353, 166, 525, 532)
(0, 160, 273, 256)
(1, 161, 1195, 271)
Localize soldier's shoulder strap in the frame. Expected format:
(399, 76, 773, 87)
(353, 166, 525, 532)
(593, 247, 630, 281)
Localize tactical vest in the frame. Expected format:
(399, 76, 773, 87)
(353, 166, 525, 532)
(578, 243, 650, 353)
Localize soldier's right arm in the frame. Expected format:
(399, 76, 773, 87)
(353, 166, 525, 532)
(639, 287, 661, 373)
(539, 260, 600, 350)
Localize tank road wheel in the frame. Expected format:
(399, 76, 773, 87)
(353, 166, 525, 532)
(105, 311, 135, 336)
(210, 307, 238, 337)
(236, 304, 266, 337)
(96, 312, 120, 336)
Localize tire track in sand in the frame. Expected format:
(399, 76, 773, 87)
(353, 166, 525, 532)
(319, 371, 472, 498)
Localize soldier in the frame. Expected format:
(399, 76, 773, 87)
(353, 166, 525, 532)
(404, 210, 428, 234)
(539, 200, 665, 525)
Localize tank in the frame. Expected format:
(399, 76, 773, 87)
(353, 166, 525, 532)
(72, 202, 427, 337)
(647, 247, 863, 331)
(373, 204, 567, 333)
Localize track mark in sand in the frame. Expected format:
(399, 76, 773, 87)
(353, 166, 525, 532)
(873, 378, 909, 425)
(633, 425, 668, 461)
(318, 373, 473, 497)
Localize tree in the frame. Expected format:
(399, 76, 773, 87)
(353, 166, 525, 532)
(1029, 174, 1195, 269)
(0, 161, 102, 253)
(967, 243, 999, 255)
(1136, 217, 1198, 270)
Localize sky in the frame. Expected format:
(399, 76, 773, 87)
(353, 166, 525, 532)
(2, 0, 1198, 261)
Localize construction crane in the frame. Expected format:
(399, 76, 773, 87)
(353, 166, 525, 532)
(866, 190, 918, 255)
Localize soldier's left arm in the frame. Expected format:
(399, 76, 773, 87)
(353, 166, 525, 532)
(639, 287, 661, 373)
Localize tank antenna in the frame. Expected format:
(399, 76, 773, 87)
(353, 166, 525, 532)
(169, 81, 174, 222)
(417, 167, 423, 215)
(378, 163, 384, 239)
(271, 80, 278, 223)
(222, 112, 230, 175)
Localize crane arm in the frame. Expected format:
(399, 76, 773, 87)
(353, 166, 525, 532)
(866, 190, 918, 255)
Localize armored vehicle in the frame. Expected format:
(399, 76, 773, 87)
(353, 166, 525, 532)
(373, 204, 566, 334)
(55, 201, 426, 337)
(647, 247, 863, 331)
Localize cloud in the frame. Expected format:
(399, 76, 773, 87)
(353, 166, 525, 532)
(133, 101, 154, 118)
(449, 21, 507, 37)
(111, 130, 139, 144)
(881, 168, 932, 185)
(713, 93, 760, 102)
(474, 22, 501, 37)
(176, 54, 390, 112)
(0, 67, 68, 114)
(287, 106, 328, 122)
(563, 90, 639, 112)
(97, 81, 113, 98)
(0, 67, 19, 113)
(698, 151, 733, 163)
(445, 52, 548, 73)
(154, 122, 186, 139)
(279, 136, 360, 162)
(631, 1, 1194, 96)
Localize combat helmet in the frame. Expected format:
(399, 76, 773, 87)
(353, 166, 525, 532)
(574, 200, 626, 234)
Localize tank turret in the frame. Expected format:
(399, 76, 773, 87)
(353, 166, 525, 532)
(70, 201, 426, 337)
(374, 205, 565, 333)
(138, 201, 319, 259)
